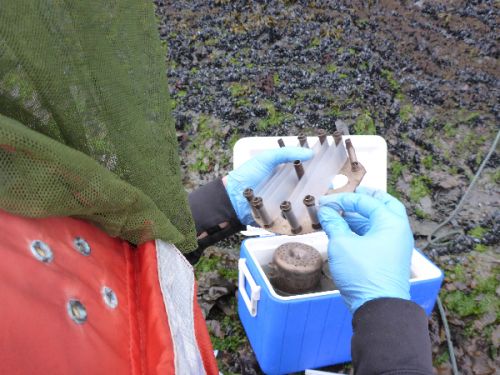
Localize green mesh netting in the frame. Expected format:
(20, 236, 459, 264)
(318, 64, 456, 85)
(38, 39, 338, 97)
(0, 0, 197, 251)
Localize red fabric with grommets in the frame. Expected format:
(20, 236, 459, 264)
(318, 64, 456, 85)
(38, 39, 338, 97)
(0, 209, 218, 375)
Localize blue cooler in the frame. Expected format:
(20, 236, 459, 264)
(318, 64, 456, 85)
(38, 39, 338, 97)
(238, 233, 443, 374)
(234, 136, 444, 374)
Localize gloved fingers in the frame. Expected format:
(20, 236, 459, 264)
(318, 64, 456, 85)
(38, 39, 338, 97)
(319, 192, 387, 224)
(343, 212, 371, 235)
(355, 186, 408, 218)
(318, 204, 352, 239)
(255, 147, 314, 172)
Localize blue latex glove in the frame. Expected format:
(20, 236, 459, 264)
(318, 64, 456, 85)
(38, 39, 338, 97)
(226, 147, 313, 225)
(318, 187, 414, 313)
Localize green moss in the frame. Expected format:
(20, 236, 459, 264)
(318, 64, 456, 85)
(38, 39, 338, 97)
(236, 97, 251, 107)
(476, 275, 498, 294)
(457, 132, 487, 154)
(209, 315, 246, 352)
(354, 111, 376, 135)
(348, 48, 356, 55)
(338, 73, 348, 79)
(475, 151, 484, 166)
(257, 101, 289, 130)
(227, 132, 240, 150)
(458, 110, 480, 124)
(443, 274, 499, 318)
(195, 255, 220, 276)
(328, 104, 341, 117)
(474, 244, 489, 253)
(422, 155, 433, 169)
(415, 208, 429, 219)
(387, 160, 405, 199)
(399, 104, 414, 123)
(468, 226, 487, 239)
(434, 351, 450, 366)
(449, 264, 466, 283)
(194, 252, 238, 282)
(326, 63, 337, 73)
(273, 72, 280, 86)
(462, 321, 476, 338)
(284, 97, 296, 109)
(443, 122, 457, 137)
(409, 176, 431, 203)
(387, 186, 400, 198)
(381, 69, 401, 93)
(204, 38, 219, 46)
(310, 37, 320, 48)
(219, 268, 238, 282)
(175, 90, 187, 98)
(444, 291, 479, 317)
(391, 160, 405, 179)
(229, 82, 250, 97)
(229, 56, 239, 66)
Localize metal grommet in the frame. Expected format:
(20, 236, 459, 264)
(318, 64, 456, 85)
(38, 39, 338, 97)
(73, 237, 91, 256)
(67, 299, 87, 324)
(30, 240, 53, 263)
(101, 286, 118, 309)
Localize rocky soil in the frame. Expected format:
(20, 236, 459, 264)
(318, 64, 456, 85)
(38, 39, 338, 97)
(155, 1, 499, 374)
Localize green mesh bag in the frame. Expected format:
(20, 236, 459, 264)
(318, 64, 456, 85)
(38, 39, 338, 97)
(0, 0, 197, 251)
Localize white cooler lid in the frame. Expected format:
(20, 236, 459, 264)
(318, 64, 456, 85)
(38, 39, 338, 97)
(232, 135, 388, 237)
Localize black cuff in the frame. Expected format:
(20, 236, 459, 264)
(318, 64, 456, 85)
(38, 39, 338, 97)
(352, 298, 433, 375)
(185, 178, 244, 264)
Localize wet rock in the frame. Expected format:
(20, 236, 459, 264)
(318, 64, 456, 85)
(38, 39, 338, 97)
(434, 364, 453, 375)
(197, 271, 236, 317)
(491, 325, 500, 348)
(418, 196, 435, 216)
(410, 218, 438, 237)
(471, 354, 496, 375)
(206, 319, 223, 338)
(473, 311, 496, 331)
(428, 171, 463, 190)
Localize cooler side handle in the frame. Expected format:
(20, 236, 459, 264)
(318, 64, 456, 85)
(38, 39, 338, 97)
(238, 258, 261, 317)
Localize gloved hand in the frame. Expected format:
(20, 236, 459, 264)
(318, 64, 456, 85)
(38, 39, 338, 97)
(225, 147, 313, 225)
(318, 187, 414, 313)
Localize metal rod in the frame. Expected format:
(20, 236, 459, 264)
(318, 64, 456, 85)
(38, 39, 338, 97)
(252, 197, 274, 228)
(293, 160, 304, 180)
(303, 195, 321, 229)
(333, 130, 342, 146)
(298, 133, 309, 148)
(277, 138, 285, 148)
(280, 201, 302, 234)
(317, 129, 327, 145)
(243, 188, 260, 219)
(345, 139, 360, 172)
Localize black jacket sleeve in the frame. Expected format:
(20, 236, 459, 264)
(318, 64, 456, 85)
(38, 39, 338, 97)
(185, 178, 244, 264)
(351, 298, 434, 375)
